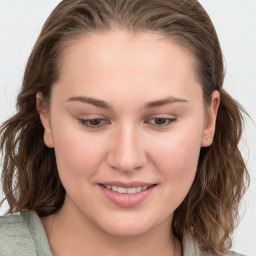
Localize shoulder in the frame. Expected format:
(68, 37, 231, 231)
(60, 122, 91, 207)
(229, 252, 246, 256)
(0, 210, 38, 235)
(182, 234, 246, 256)
(0, 210, 36, 227)
(0, 211, 52, 256)
(0, 211, 37, 255)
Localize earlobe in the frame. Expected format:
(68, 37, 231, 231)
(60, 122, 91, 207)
(36, 92, 54, 148)
(201, 90, 220, 147)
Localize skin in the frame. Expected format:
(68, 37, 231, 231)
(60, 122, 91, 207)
(37, 30, 220, 256)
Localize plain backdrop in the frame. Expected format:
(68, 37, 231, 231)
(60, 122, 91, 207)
(0, 1, 255, 255)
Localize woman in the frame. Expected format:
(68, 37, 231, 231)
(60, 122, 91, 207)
(0, 0, 249, 255)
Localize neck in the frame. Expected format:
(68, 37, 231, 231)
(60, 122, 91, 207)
(42, 199, 181, 256)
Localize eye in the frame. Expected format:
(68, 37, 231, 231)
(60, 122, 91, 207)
(147, 117, 176, 127)
(78, 118, 109, 129)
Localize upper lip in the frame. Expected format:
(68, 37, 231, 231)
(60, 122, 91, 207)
(99, 181, 156, 188)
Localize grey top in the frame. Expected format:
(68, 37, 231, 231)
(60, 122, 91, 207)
(0, 211, 245, 256)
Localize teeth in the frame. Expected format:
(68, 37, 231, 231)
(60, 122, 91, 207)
(117, 187, 127, 193)
(136, 187, 142, 193)
(112, 186, 118, 192)
(127, 188, 136, 194)
(104, 185, 150, 194)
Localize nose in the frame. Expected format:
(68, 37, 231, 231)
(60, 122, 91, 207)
(107, 124, 148, 173)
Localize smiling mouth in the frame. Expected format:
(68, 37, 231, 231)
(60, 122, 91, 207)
(99, 184, 156, 194)
(99, 183, 157, 207)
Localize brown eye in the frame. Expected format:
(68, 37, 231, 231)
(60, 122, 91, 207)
(78, 118, 108, 128)
(88, 119, 103, 126)
(155, 118, 169, 125)
(147, 118, 176, 126)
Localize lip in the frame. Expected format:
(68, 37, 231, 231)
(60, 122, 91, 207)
(98, 182, 156, 208)
(100, 181, 154, 188)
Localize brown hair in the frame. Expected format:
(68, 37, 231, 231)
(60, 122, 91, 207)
(0, 0, 249, 254)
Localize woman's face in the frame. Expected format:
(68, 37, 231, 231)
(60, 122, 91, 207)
(38, 30, 219, 237)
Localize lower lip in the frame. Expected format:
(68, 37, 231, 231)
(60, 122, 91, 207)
(99, 185, 155, 207)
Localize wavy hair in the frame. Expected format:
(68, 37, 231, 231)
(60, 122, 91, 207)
(0, 0, 249, 255)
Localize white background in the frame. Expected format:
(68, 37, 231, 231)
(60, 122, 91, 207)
(0, 1, 255, 255)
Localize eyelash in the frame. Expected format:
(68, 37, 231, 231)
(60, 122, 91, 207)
(146, 117, 177, 127)
(78, 118, 109, 129)
(77, 117, 177, 129)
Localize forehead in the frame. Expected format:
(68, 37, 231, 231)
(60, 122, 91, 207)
(54, 30, 201, 104)
(60, 30, 196, 76)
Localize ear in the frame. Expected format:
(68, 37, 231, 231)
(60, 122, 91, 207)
(36, 92, 54, 148)
(201, 90, 220, 147)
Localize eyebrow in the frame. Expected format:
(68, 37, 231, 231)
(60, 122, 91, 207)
(66, 96, 188, 109)
(145, 97, 188, 108)
(66, 96, 110, 109)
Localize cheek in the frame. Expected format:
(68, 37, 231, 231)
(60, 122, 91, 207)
(151, 120, 204, 202)
(155, 120, 203, 169)
(156, 135, 200, 181)
(51, 120, 106, 182)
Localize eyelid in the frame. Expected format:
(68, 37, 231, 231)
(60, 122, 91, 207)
(77, 118, 110, 129)
(145, 117, 177, 127)
(76, 115, 177, 130)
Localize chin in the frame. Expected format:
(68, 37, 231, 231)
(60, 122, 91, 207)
(103, 224, 152, 238)
(96, 214, 162, 238)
